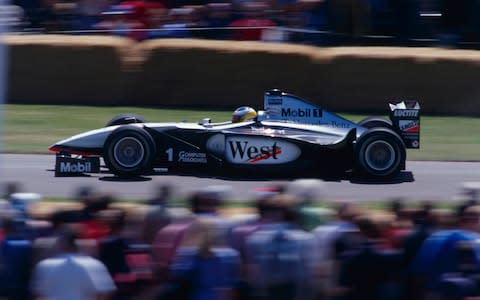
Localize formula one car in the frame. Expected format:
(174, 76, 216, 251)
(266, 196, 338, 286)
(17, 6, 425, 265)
(49, 89, 420, 179)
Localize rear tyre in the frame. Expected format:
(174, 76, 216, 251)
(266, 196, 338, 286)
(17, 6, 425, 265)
(106, 114, 147, 127)
(358, 116, 393, 129)
(103, 126, 155, 178)
(355, 128, 405, 178)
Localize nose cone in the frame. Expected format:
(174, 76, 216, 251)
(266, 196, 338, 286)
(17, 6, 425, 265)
(48, 127, 116, 155)
(48, 144, 62, 153)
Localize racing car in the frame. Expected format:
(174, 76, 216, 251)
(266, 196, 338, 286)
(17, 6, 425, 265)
(49, 89, 420, 179)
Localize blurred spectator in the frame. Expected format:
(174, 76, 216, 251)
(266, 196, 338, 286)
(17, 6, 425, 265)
(9, 192, 43, 222)
(437, 240, 480, 300)
(3, 182, 480, 300)
(400, 202, 436, 300)
(325, 202, 362, 260)
(389, 198, 405, 221)
(146, 5, 175, 38)
(94, 4, 149, 41)
(383, 198, 414, 249)
(163, 7, 195, 36)
(287, 179, 324, 203)
(244, 193, 318, 300)
(0, 182, 21, 218)
(74, 0, 111, 30)
(440, 241, 480, 299)
(204, 2, 234, 39)
(312, 201, 361, 298)
(141, 184, 173, 244)
(187, 5, 211, 37)
(13, 0, 55, 29)
(98, 209, 130, 277)
(402, 202, 435, 263)
(229, 190, 280, 260)
(296, 0, 331, 44)
(0, 182, 21, 201)
(229, 2, 277, 41)
(160, 218, 241, 300)
(0, 217, 33, 300)
(329, 0, 371, 41)
(411, 205, 480, 299)
(286, 179, 333, 230)
(389, 0, 420, 43)
(151, 219, 194, 282)
(52, 1, 77, 31)
(148, 6, 200, 39)
(337, 214, 403, 300)
(438, 274, 479, 300)
(456, 198, 479, 221)
(31, 227, 116, 300)
(0, 5, 26, 31)
(97, 209, 144, 300)
(6, 0, 480, 48)
(50, 188, 112, 241)
(151, 185, 231, 281)
(188, 185, 230, 218)
(119, 0, 157, 25)
(459, 182, 480, 202)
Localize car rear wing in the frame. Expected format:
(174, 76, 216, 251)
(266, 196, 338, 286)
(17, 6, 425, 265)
(389, 101, 421, 149)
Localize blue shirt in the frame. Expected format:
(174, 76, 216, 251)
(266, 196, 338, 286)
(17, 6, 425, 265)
(170, 246, 241, 300)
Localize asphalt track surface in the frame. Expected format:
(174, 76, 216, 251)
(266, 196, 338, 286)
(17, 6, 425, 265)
(1, 154, 479, 203)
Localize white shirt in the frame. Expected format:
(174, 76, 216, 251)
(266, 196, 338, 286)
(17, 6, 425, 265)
(31, 253, 116, 300)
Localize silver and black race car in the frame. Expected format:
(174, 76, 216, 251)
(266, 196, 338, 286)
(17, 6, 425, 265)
(49, 89, 420, 179)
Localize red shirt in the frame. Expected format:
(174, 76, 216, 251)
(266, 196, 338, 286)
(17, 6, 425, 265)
(229, 18, 277, 40)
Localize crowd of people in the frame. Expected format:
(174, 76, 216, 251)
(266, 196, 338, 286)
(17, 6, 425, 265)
(2, 0, 480, 46)
(0, 180, 479, 300)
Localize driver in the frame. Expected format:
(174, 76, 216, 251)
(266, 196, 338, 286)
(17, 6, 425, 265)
(232, 106, 257, 123)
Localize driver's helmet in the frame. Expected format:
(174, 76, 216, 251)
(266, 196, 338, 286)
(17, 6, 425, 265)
(232, 106, 257, 123)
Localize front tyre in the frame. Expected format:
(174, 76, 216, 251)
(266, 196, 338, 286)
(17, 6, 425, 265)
(354, 128, 405, 178)
(103, 126, 155, 177)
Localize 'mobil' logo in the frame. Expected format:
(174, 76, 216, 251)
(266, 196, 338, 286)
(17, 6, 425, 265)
(281, 108, 322, 118)
(60, 162, 92, 173)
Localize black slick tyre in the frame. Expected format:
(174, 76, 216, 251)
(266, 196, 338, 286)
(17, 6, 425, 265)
(354, 128, 405, 178)
(103, 126, 155, 177)
(106, 114, 147, 127)
(357, 116, 393, 130)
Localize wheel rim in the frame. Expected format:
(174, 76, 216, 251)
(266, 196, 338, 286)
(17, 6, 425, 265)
(113, 137, 145, 168)
(365, 140, 396, 172)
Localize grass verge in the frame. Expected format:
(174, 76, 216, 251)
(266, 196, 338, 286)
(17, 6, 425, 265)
(2, 104, 479, 161)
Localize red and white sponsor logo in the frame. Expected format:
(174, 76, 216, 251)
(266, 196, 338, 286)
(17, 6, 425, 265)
(226, 137, 300, 164)
(399, 120, 420, 133)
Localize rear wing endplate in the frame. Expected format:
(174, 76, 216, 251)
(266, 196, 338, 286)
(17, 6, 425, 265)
(389, 101, 421, 149)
